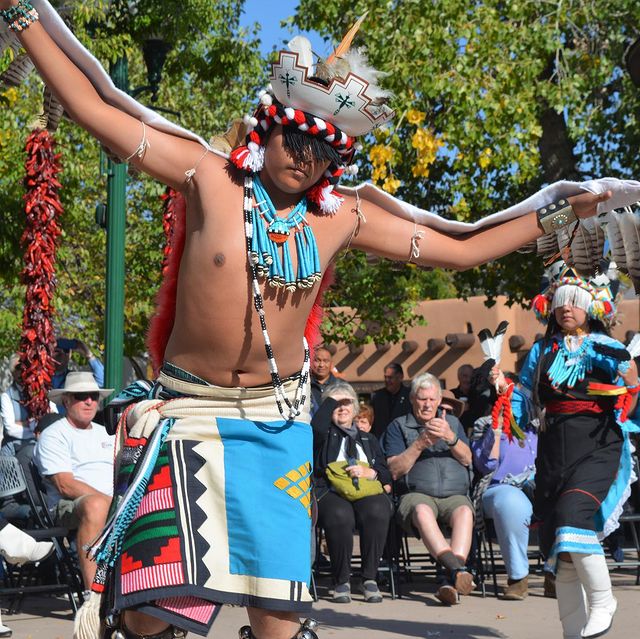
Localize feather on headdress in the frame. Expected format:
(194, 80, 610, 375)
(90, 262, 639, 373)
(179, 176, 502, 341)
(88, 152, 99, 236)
(229, 15, 394, 213)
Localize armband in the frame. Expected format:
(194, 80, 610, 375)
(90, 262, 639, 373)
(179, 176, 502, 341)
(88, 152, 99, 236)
(536, 199, 577, 234)
(1, 0, 39, 33)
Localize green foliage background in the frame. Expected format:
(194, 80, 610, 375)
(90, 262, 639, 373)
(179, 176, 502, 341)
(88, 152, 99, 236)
(0, 0, 264, 357)
(294, 0, 640, 335)
(2, 0, 640, 358)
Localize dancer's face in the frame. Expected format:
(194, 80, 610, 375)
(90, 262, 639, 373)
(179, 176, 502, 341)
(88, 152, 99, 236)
(554, 305, 588, 332)
(262, 126, 331, 194)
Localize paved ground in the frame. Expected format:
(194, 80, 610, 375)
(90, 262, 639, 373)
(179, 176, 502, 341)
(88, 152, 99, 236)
(2, 569, 638, 639)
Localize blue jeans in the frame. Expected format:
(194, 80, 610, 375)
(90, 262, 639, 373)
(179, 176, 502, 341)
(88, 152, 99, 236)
(482, 483, 533, 580)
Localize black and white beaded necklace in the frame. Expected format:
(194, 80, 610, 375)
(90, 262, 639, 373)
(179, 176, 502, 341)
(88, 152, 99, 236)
(243, 173, 311, 420)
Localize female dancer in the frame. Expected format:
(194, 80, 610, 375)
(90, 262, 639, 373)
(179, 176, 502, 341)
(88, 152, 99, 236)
(491, 267, 639, 638)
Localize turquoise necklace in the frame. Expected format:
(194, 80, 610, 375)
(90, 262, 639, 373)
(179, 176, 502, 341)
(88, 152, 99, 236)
(251, 175, 321, 292)
(547, 334, 593, 389)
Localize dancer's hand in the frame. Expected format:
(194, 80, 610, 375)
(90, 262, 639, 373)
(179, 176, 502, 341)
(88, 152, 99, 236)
(0, 1, 20, 11)
(567, 190, 612, 220)
(488, 366, 508, 393)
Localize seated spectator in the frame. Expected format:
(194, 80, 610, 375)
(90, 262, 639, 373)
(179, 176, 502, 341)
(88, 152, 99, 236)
(34, 372, 114, 588)
(469, 363, 538, 600)
(355, 403, 374, 433)
(370, 363, 411, 438)
(1, 355, 57, 455)
(312, 381, 393, 604)
(382, 373, 475, 606)
(451, 364, 474, 401)
(1, 356, 58, 521)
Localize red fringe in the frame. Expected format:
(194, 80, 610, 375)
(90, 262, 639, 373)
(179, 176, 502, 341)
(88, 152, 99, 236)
(19, 129, 62, 420)
(146, 188, 186, 376)
(491, 384, 515, 440)
(304, 267, 334, 357)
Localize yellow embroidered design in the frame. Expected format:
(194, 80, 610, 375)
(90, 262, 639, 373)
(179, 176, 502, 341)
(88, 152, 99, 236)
(274, 462, 312, 517)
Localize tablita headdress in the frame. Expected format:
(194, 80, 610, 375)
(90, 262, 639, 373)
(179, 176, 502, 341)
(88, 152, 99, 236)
(229, 15, 395, 214)
(531, 262, 618, 326)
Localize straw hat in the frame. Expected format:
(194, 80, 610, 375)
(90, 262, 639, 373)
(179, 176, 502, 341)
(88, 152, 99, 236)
(47, 371, 113, 402)
(439, 389, 465, 418)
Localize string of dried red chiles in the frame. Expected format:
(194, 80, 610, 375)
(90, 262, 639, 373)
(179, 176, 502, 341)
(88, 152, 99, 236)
(160, 186, 178, 275)
(19, 129, 62, 420)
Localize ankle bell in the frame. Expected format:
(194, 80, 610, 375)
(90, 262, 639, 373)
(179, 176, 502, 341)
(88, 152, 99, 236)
(239, 618, 319, 639)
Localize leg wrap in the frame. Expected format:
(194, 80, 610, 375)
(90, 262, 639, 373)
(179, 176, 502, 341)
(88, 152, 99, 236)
(239, 618, 319, 639)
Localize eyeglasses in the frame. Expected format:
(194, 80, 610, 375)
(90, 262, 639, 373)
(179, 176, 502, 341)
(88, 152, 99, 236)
(70, 392, 100, 402)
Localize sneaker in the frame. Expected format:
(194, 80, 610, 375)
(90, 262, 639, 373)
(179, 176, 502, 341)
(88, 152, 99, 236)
(452, 568, 475, 596)
(436, 583, 459, 606)
(332, 582, 351, 603)
(362, 580, 383, 603)
(503, 575, 529, 600)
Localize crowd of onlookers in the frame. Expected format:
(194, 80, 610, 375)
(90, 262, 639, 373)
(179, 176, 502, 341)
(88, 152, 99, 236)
(0, 339, 638, 634)
(308, 345, 639, 606)
(0, 338, 113, 636)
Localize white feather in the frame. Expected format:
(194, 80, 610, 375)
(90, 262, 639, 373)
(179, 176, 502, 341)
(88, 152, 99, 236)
(341, 49, 393, 101)
(478, 322, 509, 365)
(287, 36, 314, 72)
(627, 333, 640, 360)
(605, 216, 627, 271)
(616, 208, 640, 292)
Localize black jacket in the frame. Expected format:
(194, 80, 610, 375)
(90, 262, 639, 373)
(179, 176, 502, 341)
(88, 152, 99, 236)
(311, 397, 392, 492)
(370, 384, 412, 438)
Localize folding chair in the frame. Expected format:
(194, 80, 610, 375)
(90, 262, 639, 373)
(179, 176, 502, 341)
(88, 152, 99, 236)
(0, 456, 84, 613)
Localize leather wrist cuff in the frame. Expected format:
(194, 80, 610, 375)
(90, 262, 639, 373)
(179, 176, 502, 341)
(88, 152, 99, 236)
(536, 198, 577, 234)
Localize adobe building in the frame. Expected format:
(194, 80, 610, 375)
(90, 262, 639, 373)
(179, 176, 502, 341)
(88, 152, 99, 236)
(329, 296, 640, 394)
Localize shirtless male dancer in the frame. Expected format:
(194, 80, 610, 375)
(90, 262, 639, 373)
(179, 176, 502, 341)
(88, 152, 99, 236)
(0, 2, 616, 638)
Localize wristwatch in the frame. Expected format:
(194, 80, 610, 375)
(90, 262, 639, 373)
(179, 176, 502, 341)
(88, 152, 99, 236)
(446, 434, 459, 447)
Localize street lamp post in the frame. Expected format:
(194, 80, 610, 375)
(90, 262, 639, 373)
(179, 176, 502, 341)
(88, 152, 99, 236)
(103, 40, 174, 396)
(104, 56, 129, 395)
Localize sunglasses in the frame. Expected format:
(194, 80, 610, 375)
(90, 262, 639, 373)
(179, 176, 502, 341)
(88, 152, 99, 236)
(71, 392, 100, 402)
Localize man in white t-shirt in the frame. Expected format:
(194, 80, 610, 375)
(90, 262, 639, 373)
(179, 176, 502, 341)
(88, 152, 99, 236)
(34, 372, 114, 589)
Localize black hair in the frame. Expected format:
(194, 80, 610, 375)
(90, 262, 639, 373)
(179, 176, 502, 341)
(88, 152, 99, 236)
(282, 126, 343, 167)
(384, 363, 404, 376)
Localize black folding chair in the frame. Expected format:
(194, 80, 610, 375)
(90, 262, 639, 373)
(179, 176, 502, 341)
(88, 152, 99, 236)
(0, 456, 84, 613)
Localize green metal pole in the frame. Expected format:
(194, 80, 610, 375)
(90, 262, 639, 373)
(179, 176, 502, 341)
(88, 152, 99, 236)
(104, 56, 129, 395)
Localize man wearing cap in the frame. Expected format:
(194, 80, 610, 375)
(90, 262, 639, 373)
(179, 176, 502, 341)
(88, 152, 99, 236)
(34, 372, 115, 589)
(381, 372, 475, 606)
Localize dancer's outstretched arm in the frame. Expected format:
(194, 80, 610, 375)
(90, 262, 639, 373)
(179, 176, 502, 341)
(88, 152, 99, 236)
(350, 190, 611, 270)
(1, 1, 209, 190)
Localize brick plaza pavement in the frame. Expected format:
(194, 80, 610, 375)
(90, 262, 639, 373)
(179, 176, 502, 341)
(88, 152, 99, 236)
(2, 570, 638, 638)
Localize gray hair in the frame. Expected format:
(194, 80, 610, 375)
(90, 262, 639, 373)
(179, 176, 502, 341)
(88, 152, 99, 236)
(323, 380, 359, 413)
(410, 372, 442, 398)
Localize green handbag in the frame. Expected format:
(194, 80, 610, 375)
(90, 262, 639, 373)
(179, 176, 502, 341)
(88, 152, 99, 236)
(325, 460, 384, 501)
